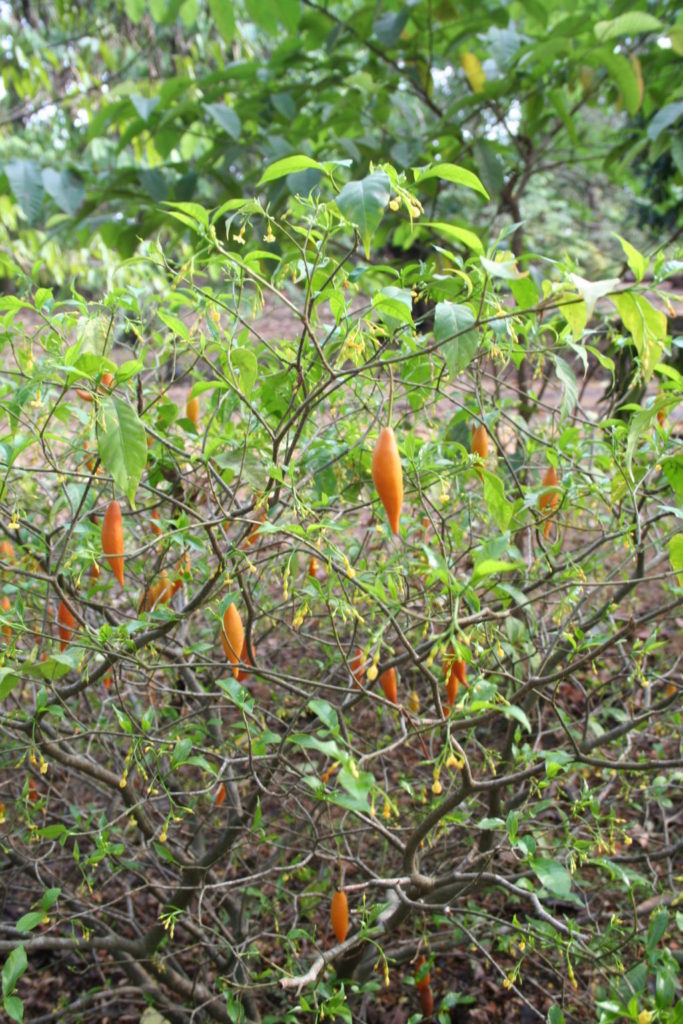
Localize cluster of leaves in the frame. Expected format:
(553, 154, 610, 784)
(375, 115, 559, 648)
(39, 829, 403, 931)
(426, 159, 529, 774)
(0, 0, 681, 283)
(0, 149, 680, 1024)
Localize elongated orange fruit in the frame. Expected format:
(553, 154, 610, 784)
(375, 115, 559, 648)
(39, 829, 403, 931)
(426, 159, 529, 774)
(331, 889, 349, 943)
(221, 603, 244, 678)
(101, 500, 124, 585)
(1, 594, 11, 643)
(0, 540, 15, 563)
(372, 427, 403, 534)
(444, 652, 467, 707)
(539, 465, 560, 538)
(471, 423, 489, 463)
(186, 393, 199, 425)
(57, 600, 76, 650)
(380, 666, 397, 704)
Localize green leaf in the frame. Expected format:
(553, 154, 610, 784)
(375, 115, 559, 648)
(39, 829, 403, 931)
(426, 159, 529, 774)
(471, 558, 523, 583)
(483, 471, 514, 532)
(614, 235, 647, 282)
(433, 302, 478, 376)
(374, 287, 414, 331)
(647, 101, 683, 142)
(97, 398, 147, 506)
(425, 221, 483, 254)
(231, 348, 258, 399)
(2, 945, 27, 997)
(595, 12, 662, 41)
(124, 0, 145, 21)
(170, 737, 192, 768)
(208, 0, 235, 42)
(480, 255, 527, 279)
(204, 102, 241, 140)
(0, 668, 19, 701)
(5, 159, 43, 222)
(547, 1006, 565, 1024)
(500, 704, 532, 733)
(131, 95, 159, 121)
(42, 889, 61, 912)
(647, 908, 669, 953)
(307, 698, 339, 732)
(15, 912, 45, 933)
(669, 534, 683, 587)
(562, 298, 587, 341)
(416, 162, 489, 199)
(662, 457, 683, 503)
(600, 51, 642, 115)
(42, 169, 85, 215)
(373, 8, 411, 47)
(554, 355, 578, 418)
(258, 155, 325, 186)
(162, 200, 208, 229)
(336, 172, 391, 258)
(530, 858, 572, 898)
(4, 995, 23, 1024)
(611, 292, 666, 382)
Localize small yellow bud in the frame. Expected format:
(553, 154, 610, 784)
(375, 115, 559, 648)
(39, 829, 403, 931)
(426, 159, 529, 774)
(366, 665, 379, 682)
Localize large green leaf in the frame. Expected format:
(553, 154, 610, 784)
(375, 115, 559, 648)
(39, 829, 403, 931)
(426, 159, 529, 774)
(258, 155, 325, 186)
(595, 12, 662, 41)
(433, 302, 478, 376)
(530, 857, 573, 898)
(612, 292, 666, 382)
(670, 534, 683, 587)
(42, 169, 85, 215)
(96, 397, 148, 506)
(208, 0, 235, 41)
(335, 172, 391, 258)
(483, 471, 514, 532)
(426, 221, 483, 254)
(416, 162, 489, 199)
(2, 944, 27, 997)
(204, 102, 241, 140)
(5, 159, 43, 222)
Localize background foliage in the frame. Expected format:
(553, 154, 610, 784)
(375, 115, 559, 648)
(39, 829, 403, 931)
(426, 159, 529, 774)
(0, 2, 681, 1023)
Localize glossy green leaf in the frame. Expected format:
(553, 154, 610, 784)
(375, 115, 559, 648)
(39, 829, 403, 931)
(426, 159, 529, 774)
(96, 397, 148, 506)
(416, 162, 489, 199)
(336, 172, 391, 258)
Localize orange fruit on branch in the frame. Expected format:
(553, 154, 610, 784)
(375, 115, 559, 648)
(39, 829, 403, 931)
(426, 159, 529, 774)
(471, 423, 489, 475)
(186, 393, 199, 425)
(221, 603, 244, 678)
(0, 540, 15, 564)
(331, 889, 349, 943)
(380, 666, 398, 704)
(539, 464, 560, 539)
(101, 500, 124, 585)
(57, 600, 76, 650)
(1, 594, 11, 643)
(372, 426, 403, 534)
